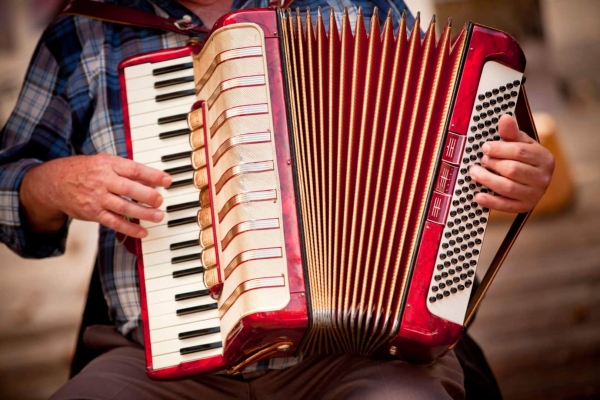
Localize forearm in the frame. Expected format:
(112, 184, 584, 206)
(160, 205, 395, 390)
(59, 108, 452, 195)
(19, 161, 68, 234)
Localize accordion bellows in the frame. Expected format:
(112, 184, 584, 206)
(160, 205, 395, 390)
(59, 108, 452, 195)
(280, 9, 465, 355)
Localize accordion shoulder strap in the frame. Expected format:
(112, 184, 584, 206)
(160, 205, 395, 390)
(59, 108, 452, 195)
(59, 0, 295, 36)
(59, 0, 207, 36)
(59, 1, 296, 35)
(269, 0, 295, 8)
(460, 86, 538, 330)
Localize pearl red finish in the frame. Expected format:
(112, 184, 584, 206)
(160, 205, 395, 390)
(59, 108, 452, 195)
(119, 10, 531, 378)
(391, 23, 528, 364)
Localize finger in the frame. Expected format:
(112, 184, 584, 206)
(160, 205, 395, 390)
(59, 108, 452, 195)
(480, 155, 542, 186)
(107, 176, 164, 208)
(469, 165, 533, 201)
(473, 192, 531, 214)
(497, 114, 535, 144)
(103, 194, 164, 223)
(112, 158, 172, 188)
(96, 209, 148, 239)
(481, 140, 545, 167)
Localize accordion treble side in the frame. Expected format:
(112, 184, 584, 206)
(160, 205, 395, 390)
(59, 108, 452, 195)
(119, 7, 536, 379)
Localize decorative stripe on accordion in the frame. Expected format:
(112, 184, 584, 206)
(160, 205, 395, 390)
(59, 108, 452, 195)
(190, 23, 291, 347)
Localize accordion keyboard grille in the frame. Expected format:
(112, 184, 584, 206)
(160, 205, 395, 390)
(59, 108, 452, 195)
(281, 9, 466, 355)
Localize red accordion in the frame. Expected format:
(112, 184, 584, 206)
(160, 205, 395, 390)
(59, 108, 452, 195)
(119, 7, 538, 379)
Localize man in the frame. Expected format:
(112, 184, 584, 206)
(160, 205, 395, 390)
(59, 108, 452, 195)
(0, 0, 554, 398)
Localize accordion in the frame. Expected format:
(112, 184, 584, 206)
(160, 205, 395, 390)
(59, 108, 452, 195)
(119, 8, 538, 379)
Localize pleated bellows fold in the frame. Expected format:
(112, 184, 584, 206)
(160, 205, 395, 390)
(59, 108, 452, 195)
(281, 8, 466, 356)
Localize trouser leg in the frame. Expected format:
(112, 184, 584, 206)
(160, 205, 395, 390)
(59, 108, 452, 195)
(250, 352, 465, 400)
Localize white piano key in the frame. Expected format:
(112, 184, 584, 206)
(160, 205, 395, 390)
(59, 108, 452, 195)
(124, 57, 192, 80)
(133, 142, 191, 165)
(126, 68, 193, 91)
(167, 169, 194, 182)
(142, 244, 202, 268)
(146, 157, 191, 176)
(130, 119, 189, 142)
(146, 281, 208, 305)
(142, 219, 199, 242)
(142, 205, 199, 229)
(130, 103, 192, 128)
(127, 81, 195, 104)
(151, 347, 222, 370)
(149, 305, 219, 330)
(142, 230, 198, 255)
(151, 332, 221, 356)
(148, 294, 216, 318)
(156, 183, 198, 200)
(132, 133, 189, 154)
(150, 317, 220, 343)
(129, 94, 195, 117)
(143, 259, 202, 280)
(145, 270, 204, 293)
(161, 191, 199, 210)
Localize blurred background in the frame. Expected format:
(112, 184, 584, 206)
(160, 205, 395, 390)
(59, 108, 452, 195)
(0, 0, 598, 398)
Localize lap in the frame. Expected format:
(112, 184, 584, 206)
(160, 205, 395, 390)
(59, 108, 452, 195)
(52, 345, 464, 399)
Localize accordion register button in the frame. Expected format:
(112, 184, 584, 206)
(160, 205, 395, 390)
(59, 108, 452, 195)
(442, 133, 466, 165)
(427, 192, 451, 224)
(435, 162, 459, 194)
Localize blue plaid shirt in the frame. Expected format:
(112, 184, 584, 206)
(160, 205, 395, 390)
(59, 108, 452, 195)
(0, 0, 414, 372)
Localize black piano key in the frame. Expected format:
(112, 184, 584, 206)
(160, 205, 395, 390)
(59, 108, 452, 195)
(173, 266, 205, 278)
(153, 62, 193, 76)
(157, 113, 188, 125)
(175, 289, 210, 301)
(180, 341, 222, 355)
(171, 239, 199, 251)
(155, 75, 194, 89)
(176, 303, 218, 316)
(172, 253, 202, 264)
(166, 200, 200, 213)
(159, 128, 190, 140)
(168, 216, 197, 228)
(164, 164, 194, 175)
(156, 89, 196, 103)
(161, 151, 191, 162)
(179, 326, 220, 340)
(169, 178, 193, 189)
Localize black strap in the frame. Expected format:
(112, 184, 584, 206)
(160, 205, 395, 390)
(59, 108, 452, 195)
(59, 0, 210, 36)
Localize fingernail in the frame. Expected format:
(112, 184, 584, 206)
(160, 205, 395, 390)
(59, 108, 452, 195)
(481, 143, 490, 154)
(162, 176, 172, 187)
(154, 210, 164, 222)
(480, 155, 488, 165)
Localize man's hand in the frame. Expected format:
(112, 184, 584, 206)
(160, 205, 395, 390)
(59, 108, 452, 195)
(469, 115, 555, 213)
(20, 154, 172, 239)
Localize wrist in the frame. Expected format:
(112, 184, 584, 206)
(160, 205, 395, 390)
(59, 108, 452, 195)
(19, 162, 67, 234)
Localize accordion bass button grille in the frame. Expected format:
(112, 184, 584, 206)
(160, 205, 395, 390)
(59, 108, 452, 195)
(426, 61, 523, 325)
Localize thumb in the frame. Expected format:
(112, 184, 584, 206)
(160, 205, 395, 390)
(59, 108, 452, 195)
(498, 114, 534, 144)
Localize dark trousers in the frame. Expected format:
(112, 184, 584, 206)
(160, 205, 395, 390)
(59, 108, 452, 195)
(52, 325, 465, 399)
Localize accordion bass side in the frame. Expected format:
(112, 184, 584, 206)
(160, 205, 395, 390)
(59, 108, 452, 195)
(120, 8, 538, 379)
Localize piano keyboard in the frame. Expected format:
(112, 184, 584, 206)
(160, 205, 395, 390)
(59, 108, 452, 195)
(122, 51, 223, 371)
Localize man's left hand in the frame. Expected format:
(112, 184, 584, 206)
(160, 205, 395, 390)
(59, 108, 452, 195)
(469, 114, 555, 213)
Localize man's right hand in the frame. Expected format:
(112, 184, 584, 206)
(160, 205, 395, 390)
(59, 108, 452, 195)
(19, 154, 172, 239)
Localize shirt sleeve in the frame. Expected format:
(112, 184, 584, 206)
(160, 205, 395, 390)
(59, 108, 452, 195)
(0, 16, 87, 258)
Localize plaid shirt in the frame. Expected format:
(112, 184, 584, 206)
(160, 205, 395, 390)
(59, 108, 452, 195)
(0, 0, 414, 372)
